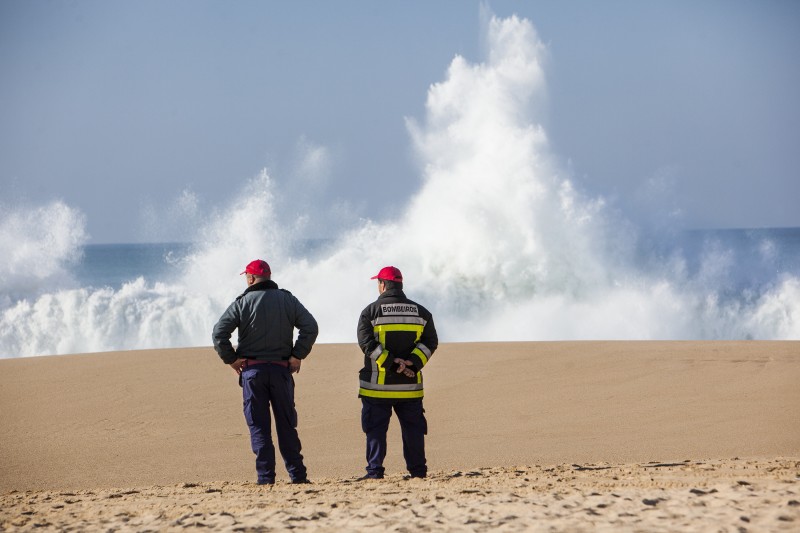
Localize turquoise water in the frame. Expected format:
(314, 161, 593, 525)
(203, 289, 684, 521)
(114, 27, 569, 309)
(74, 229, 800, 291)
(2, 228, 798, 358)
(74, 242, 192, 289)
(72, 239, 335, 289)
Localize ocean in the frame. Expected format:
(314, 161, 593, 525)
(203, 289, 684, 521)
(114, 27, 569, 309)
(74, 242, 193, 290)
(0, 225, 796, 359)
(2, 15, 798, 357)
(76, 230, 800, 296)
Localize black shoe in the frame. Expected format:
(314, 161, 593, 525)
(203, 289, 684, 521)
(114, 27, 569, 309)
(291, 478, 311, 484)
(404, 473, 426, 480)
(257, 479, 275, 485)
(358, 473, 384, 480)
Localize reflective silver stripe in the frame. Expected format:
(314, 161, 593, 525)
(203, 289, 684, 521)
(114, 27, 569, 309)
(373, 316, 427, 326)
(359, 380, 423, 391)
(369, 345, 383, 360)
(416, 343, 432, 359)
(368, 345, 383, 384)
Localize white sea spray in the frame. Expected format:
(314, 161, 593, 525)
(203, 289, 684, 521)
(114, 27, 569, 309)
(0, 14, 797, 357)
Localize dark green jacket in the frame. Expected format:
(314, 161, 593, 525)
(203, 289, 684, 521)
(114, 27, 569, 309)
(213, 280, 318, 364)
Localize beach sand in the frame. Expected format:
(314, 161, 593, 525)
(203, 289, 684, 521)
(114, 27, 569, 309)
(1, 341, 798, 531)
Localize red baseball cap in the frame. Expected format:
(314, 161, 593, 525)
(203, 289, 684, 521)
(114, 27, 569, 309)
(371, 266, 403, 282)
(240, 259, 271, 277)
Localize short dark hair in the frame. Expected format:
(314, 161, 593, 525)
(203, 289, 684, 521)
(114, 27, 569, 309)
(381, 279, 403, 291)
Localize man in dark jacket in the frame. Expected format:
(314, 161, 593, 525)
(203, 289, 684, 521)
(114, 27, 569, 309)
(213, 259, 318, 485)
(357, 266, 438, 479)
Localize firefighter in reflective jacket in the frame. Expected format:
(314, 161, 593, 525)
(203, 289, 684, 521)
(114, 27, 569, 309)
(356, 266, 438, 479)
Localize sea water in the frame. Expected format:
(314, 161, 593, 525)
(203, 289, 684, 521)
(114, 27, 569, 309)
(71, 231, 800, 302)
(72, 240, 333, 290)
(74, 243, 193, 290)
(2, 14, 798, 357)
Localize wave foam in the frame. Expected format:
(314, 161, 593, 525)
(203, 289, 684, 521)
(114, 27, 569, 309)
(0, 14, 797, 357)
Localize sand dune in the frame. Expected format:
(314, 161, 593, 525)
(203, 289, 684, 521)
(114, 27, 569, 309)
(1, 341, 798, 530)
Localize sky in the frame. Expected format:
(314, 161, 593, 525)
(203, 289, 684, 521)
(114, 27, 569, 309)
(1, 0, 798, 244)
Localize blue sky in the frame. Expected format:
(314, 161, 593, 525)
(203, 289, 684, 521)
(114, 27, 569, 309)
(1, 0, 798, 243)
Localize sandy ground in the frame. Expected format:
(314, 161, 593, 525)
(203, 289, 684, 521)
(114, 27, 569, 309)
(2, 459, 798, 532)
(1, 341, 799, 531)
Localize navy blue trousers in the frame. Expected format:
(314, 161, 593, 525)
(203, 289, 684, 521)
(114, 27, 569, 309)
(361, 398, 427, 478)
(241, 364, 306, 483)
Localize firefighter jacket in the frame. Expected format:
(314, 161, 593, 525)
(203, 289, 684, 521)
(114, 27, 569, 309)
(357, 288, 438, 400)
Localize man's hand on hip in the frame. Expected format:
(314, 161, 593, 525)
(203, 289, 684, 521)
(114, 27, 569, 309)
(289, 356, 302, 374)
(230, 358, 246, 375)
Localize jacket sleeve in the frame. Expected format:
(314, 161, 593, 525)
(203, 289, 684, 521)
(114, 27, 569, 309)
(290, 297, 318, 359)
(212, 302, 240, 364)
(408, 310, 438, 371)
(357, 306, 380, 356)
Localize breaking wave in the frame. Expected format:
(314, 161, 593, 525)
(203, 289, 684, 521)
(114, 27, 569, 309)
(1, 14, 797, 358)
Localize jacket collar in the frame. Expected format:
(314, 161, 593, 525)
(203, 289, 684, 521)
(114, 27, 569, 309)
(379, 288, 406, 299)
(238, 279, 278, 299)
